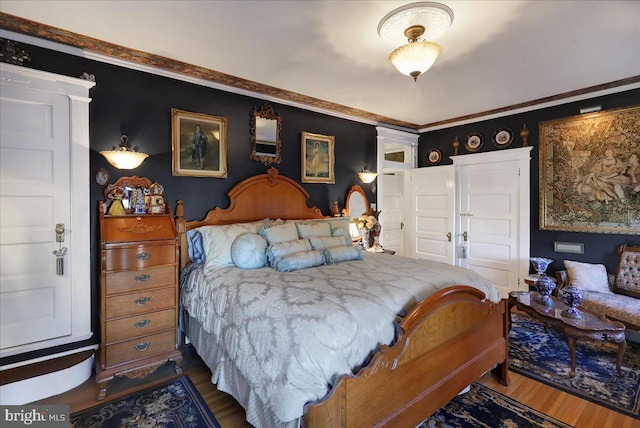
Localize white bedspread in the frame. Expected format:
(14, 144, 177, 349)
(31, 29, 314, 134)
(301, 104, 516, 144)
(181, 252, 499, 426)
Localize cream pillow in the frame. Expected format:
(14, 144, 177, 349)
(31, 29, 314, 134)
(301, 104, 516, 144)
(564, 260, 612, 294)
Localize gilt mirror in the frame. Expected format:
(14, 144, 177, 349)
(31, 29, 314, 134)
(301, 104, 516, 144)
(250, 103, 281, 165)
(345, 184, 370, 217)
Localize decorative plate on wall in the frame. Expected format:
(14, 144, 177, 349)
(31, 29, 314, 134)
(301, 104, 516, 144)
(427, 148, 442, 165)
(96, 168, 109, 186)
(492, 128, 514, 148)
(465, 133, 483, 152)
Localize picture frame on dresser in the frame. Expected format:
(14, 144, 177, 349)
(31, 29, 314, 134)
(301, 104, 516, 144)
(171, 108, 228, 178)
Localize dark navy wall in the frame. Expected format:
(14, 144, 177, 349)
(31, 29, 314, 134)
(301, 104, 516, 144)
(2, 42, 378, 363)
(418, 88, 640, 275)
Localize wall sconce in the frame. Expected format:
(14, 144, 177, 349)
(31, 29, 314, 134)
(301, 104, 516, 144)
(357, 169, 377, 184)
(100, 134, 149, 170)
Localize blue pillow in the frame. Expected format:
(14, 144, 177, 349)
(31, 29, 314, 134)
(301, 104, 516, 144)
(309, 236, 350, 250)
(259, 222, 299, 244)
(187, 229, 205, 264)
(324, 245, 362, 264)
(273, 249, 326, 272)
(267, 239, 312, 266)
(231, 233, 268, 269)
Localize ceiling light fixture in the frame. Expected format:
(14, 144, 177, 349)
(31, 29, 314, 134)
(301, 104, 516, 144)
(100, 134, 149, 170)
(378, 2, 454, 81)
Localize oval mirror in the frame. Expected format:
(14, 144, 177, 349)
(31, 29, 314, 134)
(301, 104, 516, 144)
(345, 184, 370, 218)
(250, 103, 281, 165)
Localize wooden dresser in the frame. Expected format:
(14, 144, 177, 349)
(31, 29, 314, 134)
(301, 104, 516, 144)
(96, 201, 182, 399)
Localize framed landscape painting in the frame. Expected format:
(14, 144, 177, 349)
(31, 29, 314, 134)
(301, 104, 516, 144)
(171, 108, 227, 177)
(301, 131, 335, 184)
(539, 105, 640, 234)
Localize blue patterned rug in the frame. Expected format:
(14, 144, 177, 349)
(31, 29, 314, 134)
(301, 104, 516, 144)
(419, 382, 572, 427)
(509, 313, 640, 419)
(71, 376, 220, 428)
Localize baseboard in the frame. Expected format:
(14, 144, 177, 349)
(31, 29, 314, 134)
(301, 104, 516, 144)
(0, 347, 97, 405)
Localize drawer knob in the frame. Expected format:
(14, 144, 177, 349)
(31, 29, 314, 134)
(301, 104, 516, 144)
(135, 274, 151, 283)
(134, 342, 150, 352)
(137, 252, 151, 260)
(135, 319, 151, 329)
(134, 296, 151, 305)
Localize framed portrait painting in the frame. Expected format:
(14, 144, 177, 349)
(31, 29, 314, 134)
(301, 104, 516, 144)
(301, 131, 335, 184)
(171, 108, 227, 177)
(539, 105, 640, 234)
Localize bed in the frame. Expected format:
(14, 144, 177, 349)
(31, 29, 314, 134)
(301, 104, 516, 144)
(176, 168, 509, 428)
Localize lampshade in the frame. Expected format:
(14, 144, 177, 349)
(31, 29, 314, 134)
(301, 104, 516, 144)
(100, 135, 149, 170)
(358, 171, 378, 184)
(378, 2, 453, 81)
(388, 41, 441, 81)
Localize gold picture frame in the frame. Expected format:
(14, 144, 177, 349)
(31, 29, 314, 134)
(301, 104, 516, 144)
(301, 131, 335, 184)
(171, 108, 228, 177)
(539, 105, 640, 234)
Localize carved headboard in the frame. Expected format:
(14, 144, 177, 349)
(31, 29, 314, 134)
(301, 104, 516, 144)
(175, 168, 325, 268)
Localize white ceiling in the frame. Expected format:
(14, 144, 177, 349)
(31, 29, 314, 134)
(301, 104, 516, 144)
(2, 0, 639, 128)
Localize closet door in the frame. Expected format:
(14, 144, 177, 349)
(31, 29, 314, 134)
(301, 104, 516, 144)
(454, 147, 532, 298)
(0, 64, 94, 356)
(457, 161, 520, 298)
(0, 84, 73, 348)
(411, 166, 455, 264)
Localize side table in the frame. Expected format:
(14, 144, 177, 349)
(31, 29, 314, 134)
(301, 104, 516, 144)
(508, 291, 626, 378)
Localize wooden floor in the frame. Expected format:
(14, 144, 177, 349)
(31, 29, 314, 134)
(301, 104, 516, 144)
(35, 345, 639, 428)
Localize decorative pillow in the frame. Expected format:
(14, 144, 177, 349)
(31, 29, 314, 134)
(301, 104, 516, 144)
(295, 221, 332, 238)
(273, 249, 326, 272)
(324, 217, 351, 234)
(231, 233, 268, 269)
(564, 260, 612, 294)
(259, 222, 299, 245)
(332, 227, 351, 243)
(324, 245, 362, 264)
(186, 229, 205, 264)
(309, 236, 350, 250)
(199, 221, 267, 274)
(267, 239, 312, 265)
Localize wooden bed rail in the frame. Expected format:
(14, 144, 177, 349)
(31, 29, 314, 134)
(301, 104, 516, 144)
(303, 286, 509, 428)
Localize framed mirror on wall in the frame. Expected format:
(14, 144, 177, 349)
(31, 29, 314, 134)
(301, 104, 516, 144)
(250, 103, 281, 165)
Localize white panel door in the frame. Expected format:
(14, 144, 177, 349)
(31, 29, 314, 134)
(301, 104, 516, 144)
(412, 166, 455, 264)
(457, 161, 520, 298)
(0, 83, 72, 348)
(380, 173, 404, 255)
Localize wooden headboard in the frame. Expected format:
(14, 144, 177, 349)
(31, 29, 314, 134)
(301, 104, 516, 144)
(175, 168, 325, 268)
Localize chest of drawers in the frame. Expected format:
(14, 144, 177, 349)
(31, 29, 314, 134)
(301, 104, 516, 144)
(96, 202, 182, 399)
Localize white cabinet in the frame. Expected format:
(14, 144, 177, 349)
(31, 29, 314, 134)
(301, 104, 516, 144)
(411, 147, 532, 298)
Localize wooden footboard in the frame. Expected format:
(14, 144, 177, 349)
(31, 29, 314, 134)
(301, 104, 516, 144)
(303, 286, 509, 428)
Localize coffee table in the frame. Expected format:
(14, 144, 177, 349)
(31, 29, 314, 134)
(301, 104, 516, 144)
(508, 291, 626, 378)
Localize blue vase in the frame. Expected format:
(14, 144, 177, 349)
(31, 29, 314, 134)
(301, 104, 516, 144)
(561, 285, 584, 319)
(535, 274, 556, 306)
(530, 257, 553, 276)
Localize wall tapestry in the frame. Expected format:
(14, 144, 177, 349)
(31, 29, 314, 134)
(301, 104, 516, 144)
(171, 108, 228, 178)
(540, 105, 640, 234)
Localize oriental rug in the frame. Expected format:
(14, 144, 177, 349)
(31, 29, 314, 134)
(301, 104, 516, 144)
(509, 313, 640, 419)
(419, 382, 572, 427)
(71, 376, 220, 428)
